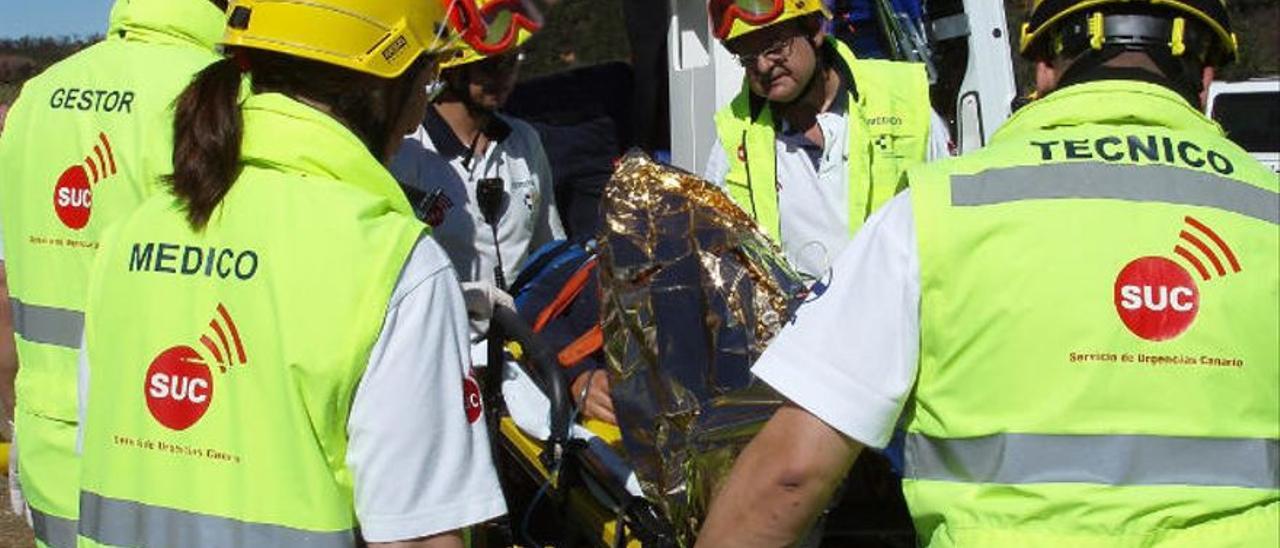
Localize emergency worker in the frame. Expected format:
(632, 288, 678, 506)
(699, 0, 1278, 545)
(391, 0, 564, 358)
(705, 0, 951, 280)
(0, 1, 226, 545)
(75, 1, 506, 546)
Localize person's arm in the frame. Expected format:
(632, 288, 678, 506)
(0, 115, 15, 437)
(347, 236, 506, 544)
(0, 262, 16, 435)
(527, 130, 565, 247)
(697, 404, 862, 547)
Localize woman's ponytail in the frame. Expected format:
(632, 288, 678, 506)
(168, 57, 244, 230)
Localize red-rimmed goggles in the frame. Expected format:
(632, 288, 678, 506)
(448, 0, 543, 55)
(709, 0, 785, 40)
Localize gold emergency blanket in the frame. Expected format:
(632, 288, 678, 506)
(598, 152, 807, 544)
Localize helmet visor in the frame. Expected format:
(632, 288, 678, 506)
(709, 0, 785, 40)
(450, 0, 542, 56)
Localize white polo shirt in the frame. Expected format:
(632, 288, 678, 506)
(80, 235, 508, 541)
(705, 107, 949, 280)
(750, 192, 920, 449)
(391, 106, 565, 285)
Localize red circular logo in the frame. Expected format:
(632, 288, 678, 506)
(463, 373, 483, 424)
(144, 345, 214, 430)
(53, 165, 92, 230)
(1113, 256, 1199, 341)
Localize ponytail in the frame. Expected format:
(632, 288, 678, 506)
(168, 57, 244, 231)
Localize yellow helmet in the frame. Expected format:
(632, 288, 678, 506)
(440, 0, 542, 70)
(709, 0, 828, 42)
(1019, 0, 1237, 65)
(222, 0, 458, 79)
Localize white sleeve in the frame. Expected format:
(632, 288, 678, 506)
(926, 110, 954, 161)
(751, 192, 920, 449)
(703, 137, 730, 188)
(529, 132, 565, 246)
(346, 236, 507, 542)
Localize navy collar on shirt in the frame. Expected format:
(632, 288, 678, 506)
(422, 103, 514, 162)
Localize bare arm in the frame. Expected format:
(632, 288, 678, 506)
(369, 530, 464, 548)
(696, 404, 863, 547)
(0, 262, 17, 437)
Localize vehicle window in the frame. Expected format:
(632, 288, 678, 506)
(1211, 92, 1279, 153)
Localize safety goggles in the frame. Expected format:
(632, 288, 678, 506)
(710, 0, 785, 40)
(448, 0, 543, 56)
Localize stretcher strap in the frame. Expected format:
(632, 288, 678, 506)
(558, 325, 603, 369)
(533, 257, 597, 332)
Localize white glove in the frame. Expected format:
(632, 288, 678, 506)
(7, 422, 29, 522)
(461, 281, 514, 339)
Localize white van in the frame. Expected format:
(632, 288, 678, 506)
(1206, 78, 1280, 173)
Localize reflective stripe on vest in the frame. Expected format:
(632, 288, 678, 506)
(79, 491, 355, 548)
(9, 298, 83, 349)
(907, 433, 1280, 489)
(30, 505, 77, 548)
(951, 163, 1280, 224)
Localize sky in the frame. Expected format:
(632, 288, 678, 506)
(0, 0, 114, 39)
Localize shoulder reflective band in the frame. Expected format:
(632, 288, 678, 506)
(950, 163, 1280, 225)
(906, 433, 1280, 489)
(30, 506, 77, 548)
(10, 298, 84, 349)
(79, 491, 355, 548)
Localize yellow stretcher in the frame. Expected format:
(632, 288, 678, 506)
(483, 307, 676, 548)
(498, 417, 642, 547)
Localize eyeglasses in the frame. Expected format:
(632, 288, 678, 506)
(733, 34, 798, 68)
(449, 0, 543, 56)
(709, 0, 786, 41)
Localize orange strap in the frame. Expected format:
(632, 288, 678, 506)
(529, 257, 603, 368)
(533, 257, 597, 332)
(558, 325, 603, 369)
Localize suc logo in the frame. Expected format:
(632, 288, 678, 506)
(144, 304, 248, 430)
(53, 132, 117, 230)
(1112, 216, 1241, 341)
(144, 346, 214, 430)
(463, 369, 483, 424)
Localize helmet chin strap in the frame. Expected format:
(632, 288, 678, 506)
(440, 68, 495, 116)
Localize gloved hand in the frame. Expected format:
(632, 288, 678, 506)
(461, 281, 514, 338)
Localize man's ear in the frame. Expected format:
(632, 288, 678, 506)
(1035, 59, 1060, 96)
(808, 16, 826, 47)
(1199, 65, 1215, 110)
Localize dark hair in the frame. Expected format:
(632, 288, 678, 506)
(168, 48, 425, 230)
